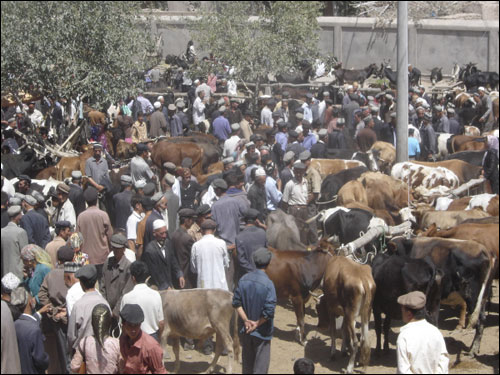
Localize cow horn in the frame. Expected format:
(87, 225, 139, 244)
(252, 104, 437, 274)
(309, 291, 324, 302)
(306, 212, 322, 224)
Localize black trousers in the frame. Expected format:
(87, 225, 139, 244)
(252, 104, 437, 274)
(241, 334, 271, 374)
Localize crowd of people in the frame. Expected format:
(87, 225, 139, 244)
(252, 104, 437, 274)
(1, 61, 498, 374)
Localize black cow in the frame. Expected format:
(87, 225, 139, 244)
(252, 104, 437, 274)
(378, 63, 397, 86)
(430, 67, 443, 86)
(371, 252, 440, 353)
(388, 237, 494, 356)
(276, 61, 314, 84)
(464, 72, 489, 91)
(331, 63, 378, 86)
(318, 166, 369, 208)
(409, 66, 421, 87)
(445, 150, 487, 167)
(1, 147, 38, 179)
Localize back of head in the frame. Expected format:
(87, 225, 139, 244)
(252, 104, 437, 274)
(293, 358, 315, 374)
(130, 261, 150, 283)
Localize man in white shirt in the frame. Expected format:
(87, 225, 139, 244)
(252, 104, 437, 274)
(126, 195, 145, 252)
(318, 91, 330, 122)
(260, 99, 274, 127)
(223, 123, 242, 158)
(64, 262, 84, 320)
(27, 101, 44, 127)
(192, 90, 206, 131)
(190, 219, 229, 290)
(120, 261, 164, 343)
(56, 183, 76, 228)
(397, 291, 449, 374)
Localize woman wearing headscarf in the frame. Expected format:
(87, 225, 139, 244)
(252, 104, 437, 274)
(70, 232, 90, 266)
(70, 303, 120, 374)
(21, 244, 52, 307)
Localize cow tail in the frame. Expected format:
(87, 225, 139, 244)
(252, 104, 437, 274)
(232, 309, 240, 362)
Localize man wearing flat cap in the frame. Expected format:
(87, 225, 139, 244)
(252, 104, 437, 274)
(435, 105, 450, 134)
(397, 291, 449, 374)
(45, 220, 72, 267)
(420, 112, 437, 161)
(171, 208, 197, 289)
(55, 182, 76, 228)
(131, 143, 156, 188)
(240, 110, 255, 142)
(85, 142, 112, 198)
(119, 304, 167, 374)
(188, 204, 211, 242)
(69, 170, 86, 218)
(112, 175, 134, 230)
(190, 219, 230, 290)
(100, 233, 134, 326)
(310, 128, 328, 158)
(20, 195, 52, 248)
(68, 265, 110, 351)
(232, 247, 276, 374)
(223, 123, 242, 159)
(1, 205, 28, 279)
(17, 175, 34, 196)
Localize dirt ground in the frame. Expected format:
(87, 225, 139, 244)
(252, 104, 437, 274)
(164, 281, 499, 374)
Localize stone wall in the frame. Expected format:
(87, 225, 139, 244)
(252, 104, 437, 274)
(149, 14, 499, 74)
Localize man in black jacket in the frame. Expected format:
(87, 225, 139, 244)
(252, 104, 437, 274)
(142, 219, 185, 291)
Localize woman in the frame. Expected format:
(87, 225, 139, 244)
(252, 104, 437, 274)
(70, 304, 120, 374)
(70, 232, 90, 266)
(21, 244, 52, 307)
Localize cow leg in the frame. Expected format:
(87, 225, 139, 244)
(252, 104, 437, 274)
(382, 315, 391, 353)
(329, 313, 338, 360)
(291, 296, 307, 345)
(468, 313, 485, 357)
(345, 312, 358, 374)
(172, 337, 181, 374)
(373, 307, 382, 354)
(206, 333, 222, 374)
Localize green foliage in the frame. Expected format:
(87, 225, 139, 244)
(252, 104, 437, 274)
(188, 1, 323, 87)
(1, 1, 157, 105)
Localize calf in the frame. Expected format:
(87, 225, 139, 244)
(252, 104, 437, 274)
(318, 166, 368, 207)
(371, 253, 439, 353)
(311, 158, 366, 179)
(389, 237, 495, 355)
(265, 246, 332, 344)
(160, 289, 240, 374)
(419, 209, 489, 230)
(316, 256, 375, 373)
(444, 194, 499, 216)
(266, 209, 306, 251)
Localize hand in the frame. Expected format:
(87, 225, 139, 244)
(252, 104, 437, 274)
(245, 320, 258, 333)
(97, 184, 105, 192)
(179, 277, 185, 289)
(54, 308, 67, 320)
(38, 303, 52, 315)
(479, 117, 485, 123)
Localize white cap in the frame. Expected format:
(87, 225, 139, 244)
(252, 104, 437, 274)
(157, 96, 164, 101)
(154, 101, 161, 109)
(478, 87, 486, 92)
(153, 219, 167, 231)
(255, 168, 266, 177)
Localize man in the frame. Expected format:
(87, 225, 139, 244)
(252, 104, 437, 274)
(318, 91, 330, 123)
(131, 112, 148, 143)
(67, 264, 110, 351)
(38, 246, 74, 374)
(356, 116, 377, 152)
(130, 143, 156, 186)
(142, 219, 185, 291)
(12, 287, 50, 374)
(224, 123, 242, 158)
(27, 101, 43, 128)
(171, 101, 189, 137)
(1, 205, 28, 279)
(280, 151, 295, 192)
(232, 247, 277, 374)
(64, 262, 84, 320)
(302, 93, 314, 124)
(301, 122, 317, 151)
(397, 291, 449, 374)
(264, 163, 282, 212)
(421, 112, 438, 161)
(163, 174, 180, 237)
(68, 171, 86, 218)
(188, 204, 211, 242)
(195, 78, 211, 99)
(121, 261, 164, 343)
(447, 108, 461, 135)
(477, 87, 494, 132)
(100, 233, 134, 324)
(135, 90, 154, 115)
(149, 101, 167, 138)
(275, 121, 288, 152)
(20, 195, 51, 248)
(143, 193, 167, 250)
(119, 304, 167, 374)
(240, 110, 254, 141)
(1, 298, 21, 374)
(228, 99, 243, 126)
(235, 209, 267, 281)
(17, 174, 34, 195)
(85, 143, 112, 194)
(247, 168, 268, 220)
(171, 208, 196, 289)
(261, 99, 274, 127)
(76, 187, 113, 278)
(56, 183, 76, 228)
(380, 112, 397, 146)
(310, 129, 328, 158)
(435, 105, 450, 133)
(126, 195, 145, 252)
(213, 106, 232, 143)
(45, 220, 72, 267)
(190, 219, 230, 290)
(408, 128, 421, 160)
(282, 162, 309, 245)
(113, 175, 134, 230)
(300, 151, 321, 246)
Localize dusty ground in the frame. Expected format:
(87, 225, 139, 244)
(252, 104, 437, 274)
(164, 282, 499, 374)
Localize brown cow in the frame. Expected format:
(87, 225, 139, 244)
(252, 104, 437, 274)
(115, 140, 137, 160)
(464, 126, 481, 136)
(264, 246, 332, 344)
(411, 159, 482, 184)
(311, 159, 366, 179)
(370, 141, 396, 174)
(151, 141, 204, 177)
(316, 256, 375, 373)
(419, 209, 490, 230)
(337, 180, 368, 207)
(35, 166, 58, 180)
(55, 148, 93, 181)
(451, 135, 488, 153)
(447, 194, 499, 216)
(358, 172, 411, 212)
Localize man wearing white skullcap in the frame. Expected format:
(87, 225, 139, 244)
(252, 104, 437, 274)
(141, 219, 185, 291)
(149, 100, 168, 138)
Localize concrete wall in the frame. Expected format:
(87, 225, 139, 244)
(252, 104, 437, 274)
(148, 14, 499, 74)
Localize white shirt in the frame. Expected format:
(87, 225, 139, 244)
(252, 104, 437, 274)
(201, 185, 218, 207)
(227, 80, 237, 96)
(66, 282, 85, 319)
(397, 319, 449, 374)
(223, 135, 241, 158)
(261, 106, 273, 127)
(130, 156, 154, 185)
(190, 234, 229, 290)
(172, 178, 182, 207)
(318, 100, 327, 122)
(126, 211, 144, 241)
(302, 103, 313, 123)
(120, 283, 163, 335)
(192, 96, 206, 125)
(28, 109, 44, 127)
(107, 248, 136, 263)
(57, 198, 76, 228)
(282, 178, 308, 206)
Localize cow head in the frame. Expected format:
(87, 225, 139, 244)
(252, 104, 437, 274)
(352, 150, 379, 172)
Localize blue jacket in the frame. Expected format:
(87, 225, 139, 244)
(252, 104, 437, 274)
(15, 314, 49, 374)
(235, 226, 267, 278)
(233, 269, 277, 340)
(20, 209, 51, 248)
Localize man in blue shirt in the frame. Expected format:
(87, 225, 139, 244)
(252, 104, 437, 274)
(275, 122, 288, 152)
(408, 128, 421, 160)
(233, 247, 276, 374)
(301, 122, 317, 151)
(212, 106, 231, 143)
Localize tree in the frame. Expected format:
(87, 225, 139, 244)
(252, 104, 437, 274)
(188, 1, 323, 105)
(1, 1, 157, 106)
